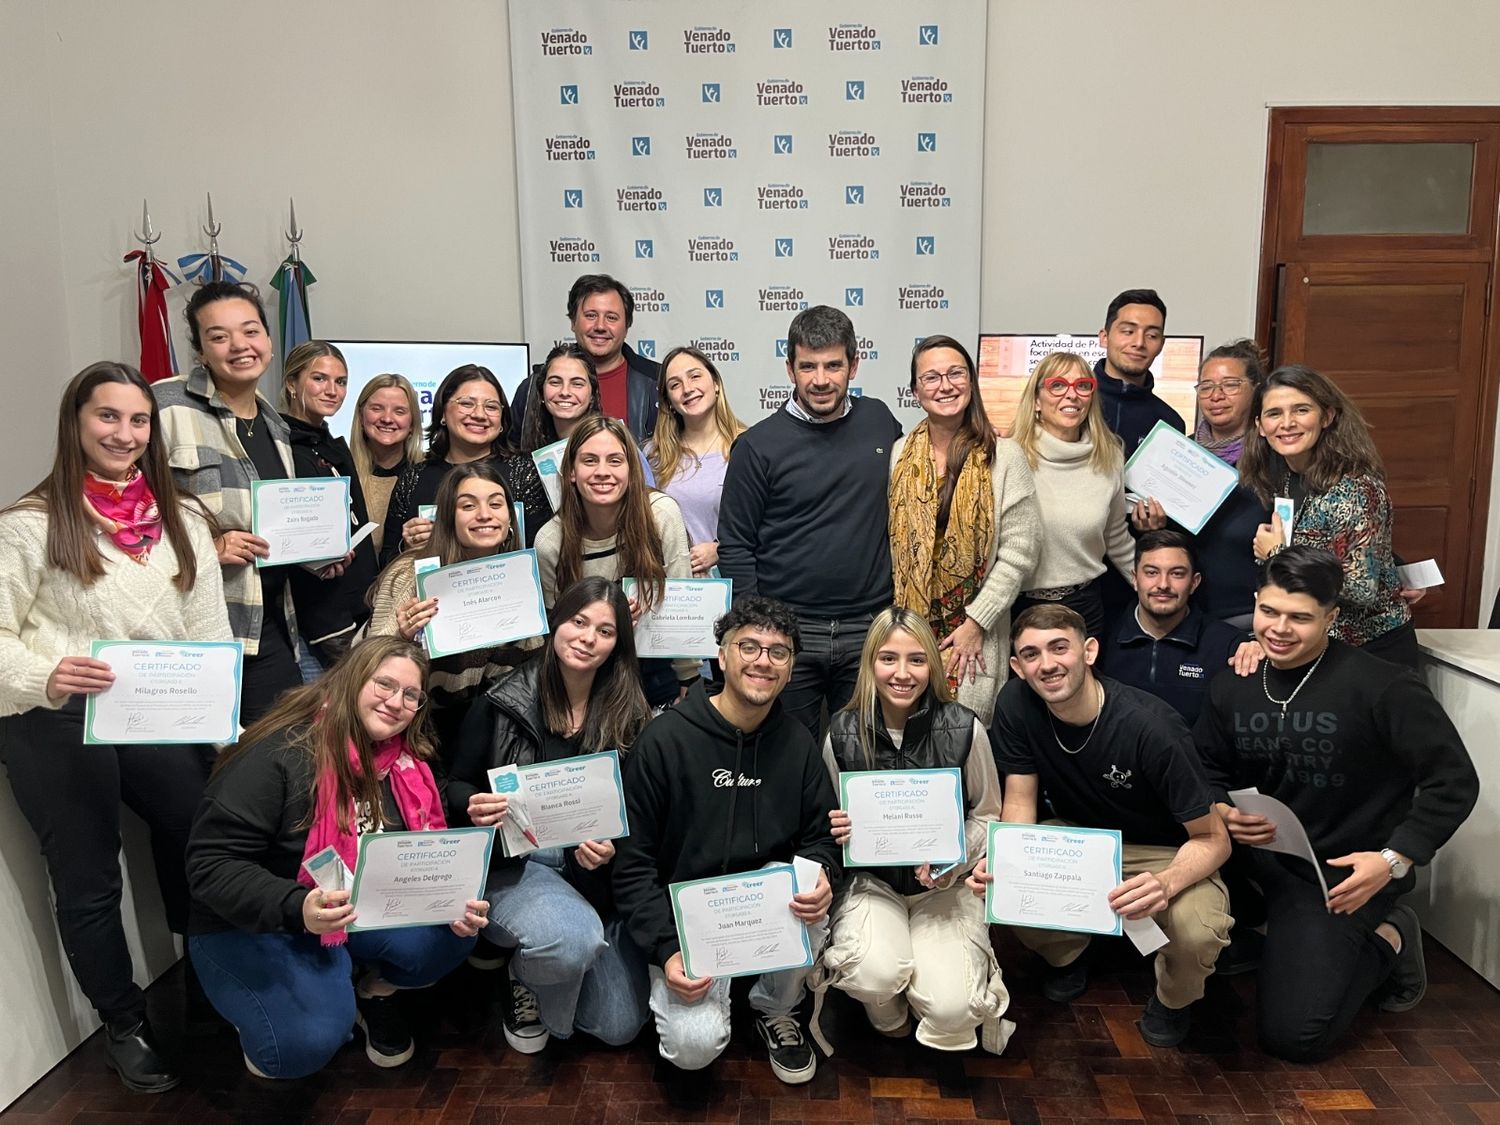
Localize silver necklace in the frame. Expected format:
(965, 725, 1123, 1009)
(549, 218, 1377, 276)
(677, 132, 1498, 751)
(1049, 681, 1105, 755)
(1262, 646, 1327, 714)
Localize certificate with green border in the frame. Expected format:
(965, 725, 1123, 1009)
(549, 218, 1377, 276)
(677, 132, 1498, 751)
(486, 749, 630, 856)
(83, 640, 244, 744)
(347, 826, 495, 932)
(838, 767, 966, 867)
(414, 548, 549, 659)
(1123, 420, 1239, 535)
(985, 822, 1122, 936)
(250, 477, 351, 567)
(622, 577, 733, 659)
(669, 864, 812, 980)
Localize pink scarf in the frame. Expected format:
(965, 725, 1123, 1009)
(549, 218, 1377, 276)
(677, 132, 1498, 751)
(83, 470, 162, 563)
(298, 735, 447, 945)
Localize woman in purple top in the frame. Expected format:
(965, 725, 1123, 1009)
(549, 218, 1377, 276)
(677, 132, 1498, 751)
(645, 347, 746, 577)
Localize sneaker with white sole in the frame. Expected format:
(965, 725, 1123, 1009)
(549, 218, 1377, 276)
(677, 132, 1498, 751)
(355, 993, 414, 1068)
(502, 970, 550, 1054)
(755, 1013, 816, 1084)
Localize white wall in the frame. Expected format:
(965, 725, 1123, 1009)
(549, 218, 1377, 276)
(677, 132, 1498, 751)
(4, 0, 1500, 1105)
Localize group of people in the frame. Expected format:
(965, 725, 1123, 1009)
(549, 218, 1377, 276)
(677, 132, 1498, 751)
(0, 274, 1477, 1097)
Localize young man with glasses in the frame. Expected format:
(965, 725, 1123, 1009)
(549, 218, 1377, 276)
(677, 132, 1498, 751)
(614, 597, 840, 1084)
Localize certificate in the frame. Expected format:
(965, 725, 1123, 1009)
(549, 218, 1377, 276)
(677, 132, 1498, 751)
(347, 827, 495, 932)
(414, 549, 549, 658)
(670, 864, 813, 980)
(486, 750, 630, 857)
(985, 822, 1122, 936)
(839, 768, 966, 867)
(622, 577, 732, 659)
(251, 478, 351, 566)
(84, 640, 244, 744)
(531, 437, 568, 510)
(1123, 422, 1239, 534)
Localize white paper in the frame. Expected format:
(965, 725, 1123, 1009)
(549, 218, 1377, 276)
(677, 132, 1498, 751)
(252, 478, 351, 566)
(839, 769, 966, 867)
(416, 549, 550, 658)
(531, 437, 568, 510)
(623, 577, 733, 659)
(792, 855, 822, 896)
(986, 823, 1123, 936)
(486, 750, 630, 857)
(1123, 916, 1170, 955)
(671, 865, 813, 980)
(1273, 497, 1296, 545)
(1397, 559, 1444, 588)
(1227, 787, 1329, 903)
(302, 845, 354, 893)
(347, 828, 494, 931)
(1122, 422, 1239, 534)
(417, 505, 437, 521)
(84, 640, 244, 744)
(304, 521, 378, 568)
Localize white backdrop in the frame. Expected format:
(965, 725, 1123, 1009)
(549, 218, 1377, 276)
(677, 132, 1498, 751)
(509, 0, 987, 425)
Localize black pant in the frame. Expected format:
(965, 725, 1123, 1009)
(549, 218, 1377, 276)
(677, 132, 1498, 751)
(782, 611, 875, 739)
(1253, 851, 1399, 1063)
(0, 700, 211, 1022)
(1360, 620, 1420, 670)
(241, 622, 302, 725)
(1013, 577, 1106, 640)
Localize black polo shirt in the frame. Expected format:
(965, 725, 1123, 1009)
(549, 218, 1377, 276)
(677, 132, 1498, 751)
(1098, 606, 1242, 727)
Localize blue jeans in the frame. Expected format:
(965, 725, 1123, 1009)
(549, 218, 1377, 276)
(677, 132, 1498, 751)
(485, 851, 650, 1045)
(189, 925, 475, 1079)
(781, 612, 875, 738)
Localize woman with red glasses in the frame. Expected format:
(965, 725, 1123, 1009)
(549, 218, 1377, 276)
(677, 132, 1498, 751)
(1009, 352, 1134, 638)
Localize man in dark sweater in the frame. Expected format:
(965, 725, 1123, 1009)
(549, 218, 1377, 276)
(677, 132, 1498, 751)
(1094, 288, 1185, 457)
(716, 305, 902, 736)
(1195, 546, 1478, 1063)
(614, 597, 840, 1085)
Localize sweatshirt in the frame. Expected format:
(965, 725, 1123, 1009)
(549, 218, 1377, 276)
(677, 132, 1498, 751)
(612, 680, 841, 967)
(717, 398, 902, 617)
(1093, 357, 1185, 457)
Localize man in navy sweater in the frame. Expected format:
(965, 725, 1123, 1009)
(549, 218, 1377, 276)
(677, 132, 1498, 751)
(1095, 288, 1185, 457)
(717, 305, 902, 737)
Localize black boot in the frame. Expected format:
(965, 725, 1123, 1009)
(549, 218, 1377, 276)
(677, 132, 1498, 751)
(104, 1017, 179, 1093)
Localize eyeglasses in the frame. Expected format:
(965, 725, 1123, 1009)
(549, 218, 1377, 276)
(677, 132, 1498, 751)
(452, 396, 503, 417)
(1194, 378, 1248, 397)
(1040, 376, 1096, 398)
(369, 675, 427, 710)
(733, 640, 794, 666)
(915, 366, 970, 390)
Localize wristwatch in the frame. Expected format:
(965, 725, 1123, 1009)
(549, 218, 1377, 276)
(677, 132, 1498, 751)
(1380, 848, 1411, 880)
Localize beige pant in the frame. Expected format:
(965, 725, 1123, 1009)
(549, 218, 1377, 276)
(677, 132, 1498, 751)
(1013, 840, 1232, 1010)
(820, 873, 1010, 1050)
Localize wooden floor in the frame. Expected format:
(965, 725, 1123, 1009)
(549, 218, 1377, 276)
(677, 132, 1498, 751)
(5, 933, 1499, 1125)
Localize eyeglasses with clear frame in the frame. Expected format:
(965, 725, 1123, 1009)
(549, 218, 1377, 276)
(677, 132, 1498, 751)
(369, 675, 427, 710)
(915, 366, 971, 390)
(1194, 378, 1248, 397)
(452, 396, 503, 417)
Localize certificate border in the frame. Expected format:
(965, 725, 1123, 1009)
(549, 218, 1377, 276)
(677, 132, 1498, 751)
(1122, 420, 1239, 535)
(984, 821, 1124, 936)
(838, 767, 967, 868)
(83, 639, 245, 745)
(347, 825, 497, 933)
(623, 577, 734, 660)
(415, 548, 550, 659)
(486, 749, 631, 856)
(530, 437, 568, 510)
(250, 476, 352, 568)
(669, 863, 813, 981)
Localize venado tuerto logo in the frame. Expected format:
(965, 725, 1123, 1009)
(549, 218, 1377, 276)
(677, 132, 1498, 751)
(563, 189, 584, 209)
(916, 235, 936, 255)
(628, 29, 648, 51)
(774, 338, 790, 357)
(773, 28, 793, 49)
(757, 79, 807, 107)
(900, 180, 951, 207)
(828, 130, 879, 157)
(829, 235, 878, 261)
(761, 288, 808, 313)
(614, 82, 664, 109)
(636, 339, 656, 359)
(903, 76, 952, 104)
(545, 134, 596, 162)
(704, 289, 725, 309)
(703, 187, 724, 207)
(687, 133, 737, 160)
(631, 136, 652, 157)
(845, 185, 865, 205)
(618, 186, 666, 212)
(856, 335, 879, 361)
(559, 85, 578, 105)
(773, 134, 794, 155)
(919, 25, 939, 46)
(702, 83, 721, 103)
(828, 23, 881, 50)
(690, 336, 740, 364)
(634, 239, 653, 259)
(898, 283, 949, 310)
(758, 183, 807, 211)
(917, 132, 937, 153)
(845, 80, 865, 101)
(541, 28, 591, 56)
(774, 238, 794, 258)
(844, 287, 864, 308)
(688, 236, 737, 263)
(548, 237, 600, 264)
(630, 287, 669, 314)
(684, 26, 736, 53)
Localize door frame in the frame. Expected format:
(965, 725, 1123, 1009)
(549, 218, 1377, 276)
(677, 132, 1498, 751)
(1255, 105, 1500, 627)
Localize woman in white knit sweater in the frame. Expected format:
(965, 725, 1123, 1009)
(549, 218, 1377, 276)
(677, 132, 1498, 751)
(889, 335, 1042, 723)
(0, 363, 229, 1094)
(1010, 352, 1135, 638)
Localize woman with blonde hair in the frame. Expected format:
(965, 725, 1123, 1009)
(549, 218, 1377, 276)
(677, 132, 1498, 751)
(647, 346, 746, 577)
(349, 373, 423, 558)
(889, 335, 1041, 722)
(1009, 351, 1134, 638)
(817, 608, 1008, 1054)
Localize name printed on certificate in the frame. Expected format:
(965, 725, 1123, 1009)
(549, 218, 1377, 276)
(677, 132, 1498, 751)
(985, 822, 1123, 936)
(251, 477, 352, 567)
(415, 548, 550, 659)
(1123, 421, 1239, 535)
(84, 640, 244, 745)
(487, 750, 630, 857)
(670, 864, 812, 981)
(839, 768, 966, 868)
(348, 827, 495, 932)
(623, 577, 733, 659)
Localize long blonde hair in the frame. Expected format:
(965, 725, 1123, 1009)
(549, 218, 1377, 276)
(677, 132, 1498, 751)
(349, 373, 424, 478)
(648, 346, 746, 486)
(1011, 351, 1122, 475)
(840, 608, 951, 769)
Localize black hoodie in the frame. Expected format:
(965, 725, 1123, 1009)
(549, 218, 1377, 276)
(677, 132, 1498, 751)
(612, 680, 841, 967)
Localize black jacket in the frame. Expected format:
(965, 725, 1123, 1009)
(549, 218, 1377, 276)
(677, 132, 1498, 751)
(505, 342, 661, 447)
(1092, 357, 1186, 458)
(612, 681, 841, 967)
(283, 414, 378, 642)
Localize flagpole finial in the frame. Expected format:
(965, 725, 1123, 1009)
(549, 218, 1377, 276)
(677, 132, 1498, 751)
(286, 197, 304, 263)
(203, 192, 222, 258)
(135, 199, 161, 264)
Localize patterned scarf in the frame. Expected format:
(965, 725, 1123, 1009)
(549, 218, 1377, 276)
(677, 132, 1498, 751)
(1194, 417, 1246, 466)
(298, 734, 446, 946)
(82, 470, 162, 563)
(889, 421, 995, 681)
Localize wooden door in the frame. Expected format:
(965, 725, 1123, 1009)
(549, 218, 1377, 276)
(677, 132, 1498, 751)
(1257, 108, 1500, 627)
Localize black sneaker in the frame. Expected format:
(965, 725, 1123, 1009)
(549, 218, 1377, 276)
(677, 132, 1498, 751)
(754, 1013, 816, 1085)
(503, 969, 549, 1054)
(355, 993, 414, 1068)
(1139, 995, 1191, 1048)
(1379, 904, 1427, 1013)
(103, 1017, 179, 1093)
(1042, 958, 1089, 1003)
(467, 934, 507, 972)
(1215, 928, 1265, 977)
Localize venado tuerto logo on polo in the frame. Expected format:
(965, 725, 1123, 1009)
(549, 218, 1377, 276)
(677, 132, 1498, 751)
(684, 26, 736, 53)
(690, 336, 740, 364)
(687, 236, 737, 263)
(618, 185, 666, 213)
(903, 76, 952, 104)
(828, 23, 881, 50)
(548, 237, 600, 264)
(541, 28, 590, 56)
(898, 283, 948, 310)
(630, 287, 669, 314)
(614, 82, 664, 109)
(686, 133, 737, 160)
(829, 235, 878, 261)
(760, 288, 807, 314)
(828, 130, 879, 157)
(545, 134, 596, 162)
(900, 180, 951, 207)
(758, 184, 807, 211)
(757, 79, 807, 107)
